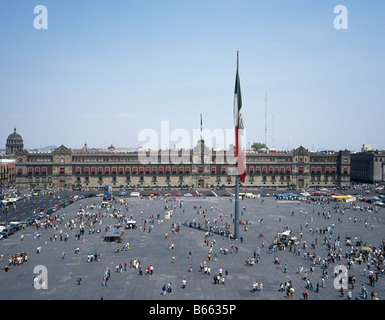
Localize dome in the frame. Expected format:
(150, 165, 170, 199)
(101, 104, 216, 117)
(6, 128, 24, 155)
(7, 128, 23, 142)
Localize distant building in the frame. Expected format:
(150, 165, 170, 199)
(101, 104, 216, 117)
(361, 144, 373, 152)
(351, 148, 385, 183)
(0, 159, 16, 187)
(14, 140, 351, 189)
(6, 128, 24, 155)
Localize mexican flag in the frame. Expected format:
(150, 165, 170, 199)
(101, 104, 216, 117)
(233, 51, 246, 183)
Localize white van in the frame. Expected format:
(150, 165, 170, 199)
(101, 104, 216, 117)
(130, 192, 140, 197)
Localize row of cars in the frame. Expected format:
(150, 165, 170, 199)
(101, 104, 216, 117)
(358, 194, 385, 207)
(0, 192, 97, 240)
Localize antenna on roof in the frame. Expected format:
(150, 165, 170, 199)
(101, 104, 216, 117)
(264, 93, 267, 148)
(272, 113, 275, 148)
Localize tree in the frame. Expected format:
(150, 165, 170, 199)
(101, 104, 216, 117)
(251, 142, 267, 151)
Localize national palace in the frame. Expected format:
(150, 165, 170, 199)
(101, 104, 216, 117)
(7, 131, 353, 189)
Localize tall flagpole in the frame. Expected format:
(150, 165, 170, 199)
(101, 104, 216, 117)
(234, 51, 240, 240)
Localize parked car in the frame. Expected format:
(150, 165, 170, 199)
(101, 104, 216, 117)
(1, 225, 18, 238)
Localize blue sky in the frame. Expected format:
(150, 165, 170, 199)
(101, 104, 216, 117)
(1, 0, 384, 151)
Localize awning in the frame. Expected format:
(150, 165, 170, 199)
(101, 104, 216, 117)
(103, 227, 123, 242)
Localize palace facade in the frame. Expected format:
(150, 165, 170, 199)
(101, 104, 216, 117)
(14, 140, 351, 189)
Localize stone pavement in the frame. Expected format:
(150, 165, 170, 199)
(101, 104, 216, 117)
(0, 194, 384, 300)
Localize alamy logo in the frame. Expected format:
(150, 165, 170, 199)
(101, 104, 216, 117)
(33, 265, 48, 290)
(333, 265, 348, 290)
(334, 5, 348, 30)
(137, 120, 242, 167)
(33, 5, 48, 30)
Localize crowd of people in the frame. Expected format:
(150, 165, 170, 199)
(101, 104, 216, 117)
(0, 183, 384, 300)
(8, 252, 28, 266)
(266, 198, 385, 300)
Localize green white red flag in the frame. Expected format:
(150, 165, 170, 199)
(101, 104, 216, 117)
(233, 51, 246, 183)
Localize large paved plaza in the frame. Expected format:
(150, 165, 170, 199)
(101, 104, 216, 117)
(0, 190, 384, 300)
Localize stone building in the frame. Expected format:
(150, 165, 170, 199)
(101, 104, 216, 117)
(14, 140, 351, 189)
(350, 149, 385, 183)
(6, 128, 24, 155)
(0, 159, 16, 186)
